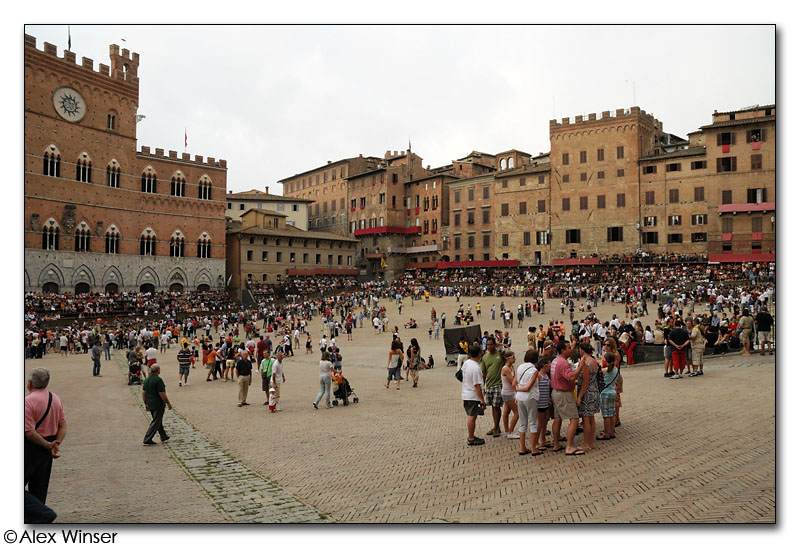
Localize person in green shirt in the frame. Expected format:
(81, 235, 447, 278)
(480, 337, 504, 437)
(142, 364, 172, 445)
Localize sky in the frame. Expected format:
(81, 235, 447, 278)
(24, 23, 775, 195)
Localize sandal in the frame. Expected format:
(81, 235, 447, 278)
(531, 451, 544, 456)
(518, 450, 531, 456)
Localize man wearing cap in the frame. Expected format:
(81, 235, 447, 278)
(755, 307, 774, 355)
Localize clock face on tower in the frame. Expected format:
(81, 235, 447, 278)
(52, 87, 87, 122)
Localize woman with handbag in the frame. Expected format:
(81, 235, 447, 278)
(385, 340, 403, 390)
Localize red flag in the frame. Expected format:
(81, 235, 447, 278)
(184, 128, 187, 148)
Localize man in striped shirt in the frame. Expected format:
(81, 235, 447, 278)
(177, 342, 193, 387)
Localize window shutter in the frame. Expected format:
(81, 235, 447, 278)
(717, 134, 722, 146)
(716, 158, 722, 172)
(762, 128, 767, 142)
(731, 132, 736, 145)
(676, 163, 681, 171)
(731, 157, 737, 171)
(762, 188, 768, 201)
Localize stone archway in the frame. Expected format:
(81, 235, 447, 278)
(104, 283, 119, 294)
(75, 282, 91, 294)
(38, 263, 65, 292)
(42, 282, 60, 293)
(139, 283, 155, 293)
(169, 283, 185, 292)
(135, 267, 160, 292)
(197, 284, 210, 292)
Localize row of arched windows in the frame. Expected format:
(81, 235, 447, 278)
(40, 145, 213, 200)
(38, 219, 213, 258)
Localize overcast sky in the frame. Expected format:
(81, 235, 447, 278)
(25, 24, 774, 195)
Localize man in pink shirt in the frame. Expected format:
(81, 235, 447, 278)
(24, 368, 67, 522)
(549, 341, 585, 456)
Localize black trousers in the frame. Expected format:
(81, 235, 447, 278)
(143, 406, 168, 442)
(24, 437, 56, 507)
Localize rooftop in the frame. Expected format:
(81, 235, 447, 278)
(228, 225, 358, 242)
(700, 115, 775, 130)
(227, 190, 314, 203)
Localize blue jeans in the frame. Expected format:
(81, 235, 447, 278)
(314, 375, 331, 407)
(92, 359, 101, 376)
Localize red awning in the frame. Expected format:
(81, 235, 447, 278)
(707, 253, 775, 264)
(437, 260, 519, 269)
(286, 268, 359, 276)
(552, 257, 601, 265)
(353, 226, 421, 236)
(751, 232, 763, 241)
(722, 233, 733, 241)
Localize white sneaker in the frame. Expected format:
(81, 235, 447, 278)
(671, 374, 681, 379)
(184, 381, 189, 386)
(506, 432, 520, 439)
(178, 381, 182, 386)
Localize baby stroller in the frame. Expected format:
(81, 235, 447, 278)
(331, 374, 358, 406)
(128, 362, 143, 385)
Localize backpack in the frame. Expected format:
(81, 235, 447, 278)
(261, 358, 273, 378)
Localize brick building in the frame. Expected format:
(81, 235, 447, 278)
(279, 155, 382, 236)
(25, 35, 227, 293)
(225, 209, 357, 297)
(493, 155, 552, 265)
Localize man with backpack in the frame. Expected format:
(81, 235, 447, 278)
(260, 353, 275, 406)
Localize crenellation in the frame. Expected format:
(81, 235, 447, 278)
(43, 42, 57, 55)
(218, 159, 227, 168)
(24, 34, 35, 47)
(98, 63, 109, 76)
(141, 146, 150, 155)
(207, 157, 215, 165)
(155, 148, 164, 156)
(602, 111, 610, 119)
(182, 153, 191, 161)
(195, 155, 204, 163)
(588, 113, 596, 121)
(63, 50, 76, 64)
(81, 57, 93, 70)
(575, 115, 583, 122)
(616, 108, 624, 116)
(169, 150, 178, 159)
(561, 117, 569, 125)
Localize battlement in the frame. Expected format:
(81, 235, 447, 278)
(24, 34, 140, 87)
(549, 106, 656, 129)
(138, 145, 227, 169)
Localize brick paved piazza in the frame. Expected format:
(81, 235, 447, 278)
(24, 296, 775, 523)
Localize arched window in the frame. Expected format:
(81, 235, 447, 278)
(42, 219, 60, 250)
(105, 225, 120, 254)
(141, 167, 157, 194)
(432, 219, 438, 233)
(169, 230, 185, 257)
(107, 110, 117, 130)
(74, 221, 91, 252)
(379, 216, 384, 227)
(76, 152, 92, 183)
(106, 159, 121, 188)
(198, 176, 212, 200)
(197, 233, 211, 258)
(500, 158, 507, 170)
(140, 228, 157, 256)
(508, 157, 515, 169)
(43, 145, 61, 177)
(171, 171, 186, 197)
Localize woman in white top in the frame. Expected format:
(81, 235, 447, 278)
(500, 352, 520, 439)
(513, 348, 543, 456)
(313, 351, 334, 409)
